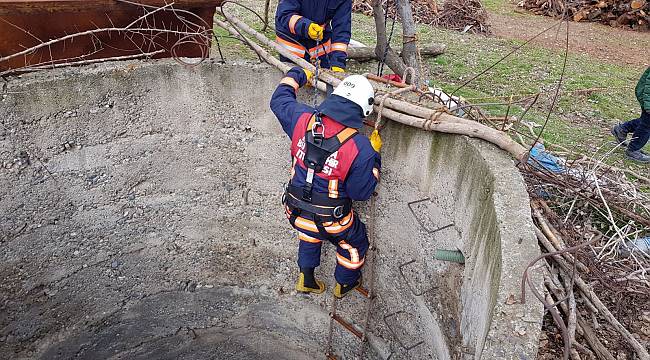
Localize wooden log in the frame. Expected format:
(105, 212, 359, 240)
(219, 10, 529, 161)
(348, 44, 446, 61)
(378, 107, 528, 159)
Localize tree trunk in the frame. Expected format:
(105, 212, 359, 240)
(395, 0, 421, 85)
(348, 44, 446, 62)
(371, 0, 407, 77)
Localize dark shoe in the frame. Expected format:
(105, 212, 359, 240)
(625, 149, 650, 163)
(333, 277, 362, 299)
(611, 125, 628, 146)
(295, 268, 325, 294)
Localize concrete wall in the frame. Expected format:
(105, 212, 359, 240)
(377, 122, 543, 359)
(0, 60, 542, 359)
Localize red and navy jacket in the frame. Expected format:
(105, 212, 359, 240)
(275, 0, 352, 70)
(270, 68, 380, 202)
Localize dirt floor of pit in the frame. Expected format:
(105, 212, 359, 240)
(1, 63, 337, 360)
(0, 61, 541, 360)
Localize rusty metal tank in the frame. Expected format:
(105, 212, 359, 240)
(0, 0, 222, 72)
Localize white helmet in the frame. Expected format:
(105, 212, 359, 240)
(332, 75, 375, 117)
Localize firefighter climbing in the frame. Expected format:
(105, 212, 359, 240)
(274, 0, 351, 72)
(270, 67, 382, 298)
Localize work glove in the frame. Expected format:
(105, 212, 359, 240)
(370, 130, 382, 153)
(286, 67, 313, 88)
(303, 68, 314, 85)
(307, 23, 324, 41)
(331, 66, 345, 73)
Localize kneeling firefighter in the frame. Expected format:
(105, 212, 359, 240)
(275, 0, 351, 72)
(270, 67, 382, 298)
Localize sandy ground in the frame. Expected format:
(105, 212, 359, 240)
(488, 11, 650, 68)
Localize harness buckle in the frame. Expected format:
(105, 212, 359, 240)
(311, 121, 325, 141)
(332, 205, 345, 219)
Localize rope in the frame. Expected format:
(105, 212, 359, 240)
(312, 40, 321, 108)
(402, 34, 417, 44)
(422, 108, 453, 131)
(375, 85, 417, 131)
(378, 0, 397, 77)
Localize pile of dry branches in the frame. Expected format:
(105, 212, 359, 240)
(525, 198, 649, 359)
(353, 0, 491, 33)
(353, 0, 440, 24)
(433, 0, 491, 33)
(520, 0, 650, 30)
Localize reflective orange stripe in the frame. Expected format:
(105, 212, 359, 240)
(276, 36, 306, 57)
(328, 179, 339, 199)
(336, 128, 357, 142)
(339, 240, 360, 263)
(280, 77, 299, 91)
(298, 232, 322, 244)
(331, 42, 348, 53)
(336, 253, 365, 269)
(308, 39, 331, 58)
(372, 167, 380, 180)
(288, 15, 302, 34)
(291, 212, 354, 234)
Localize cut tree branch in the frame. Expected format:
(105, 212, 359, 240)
(371, 0, 407, 77)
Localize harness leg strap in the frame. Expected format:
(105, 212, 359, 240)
(315, 218, 336, 242)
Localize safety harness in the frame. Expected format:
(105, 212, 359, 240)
(284, 113, 358, 240)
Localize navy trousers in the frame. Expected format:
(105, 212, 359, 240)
(290, 211, 368, 286)
(620, 110, 650, 152)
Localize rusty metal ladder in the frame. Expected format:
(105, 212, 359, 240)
(324, 193, 379, 360)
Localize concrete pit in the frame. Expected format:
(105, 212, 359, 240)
(0, 61, 543, 359)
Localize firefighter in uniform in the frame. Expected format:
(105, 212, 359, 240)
(270, 67, 382, 298)
(275, 0, 351, 72)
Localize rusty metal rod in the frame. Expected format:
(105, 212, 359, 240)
(355, 286, 369, 298)
(331, 313, 364, 339)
